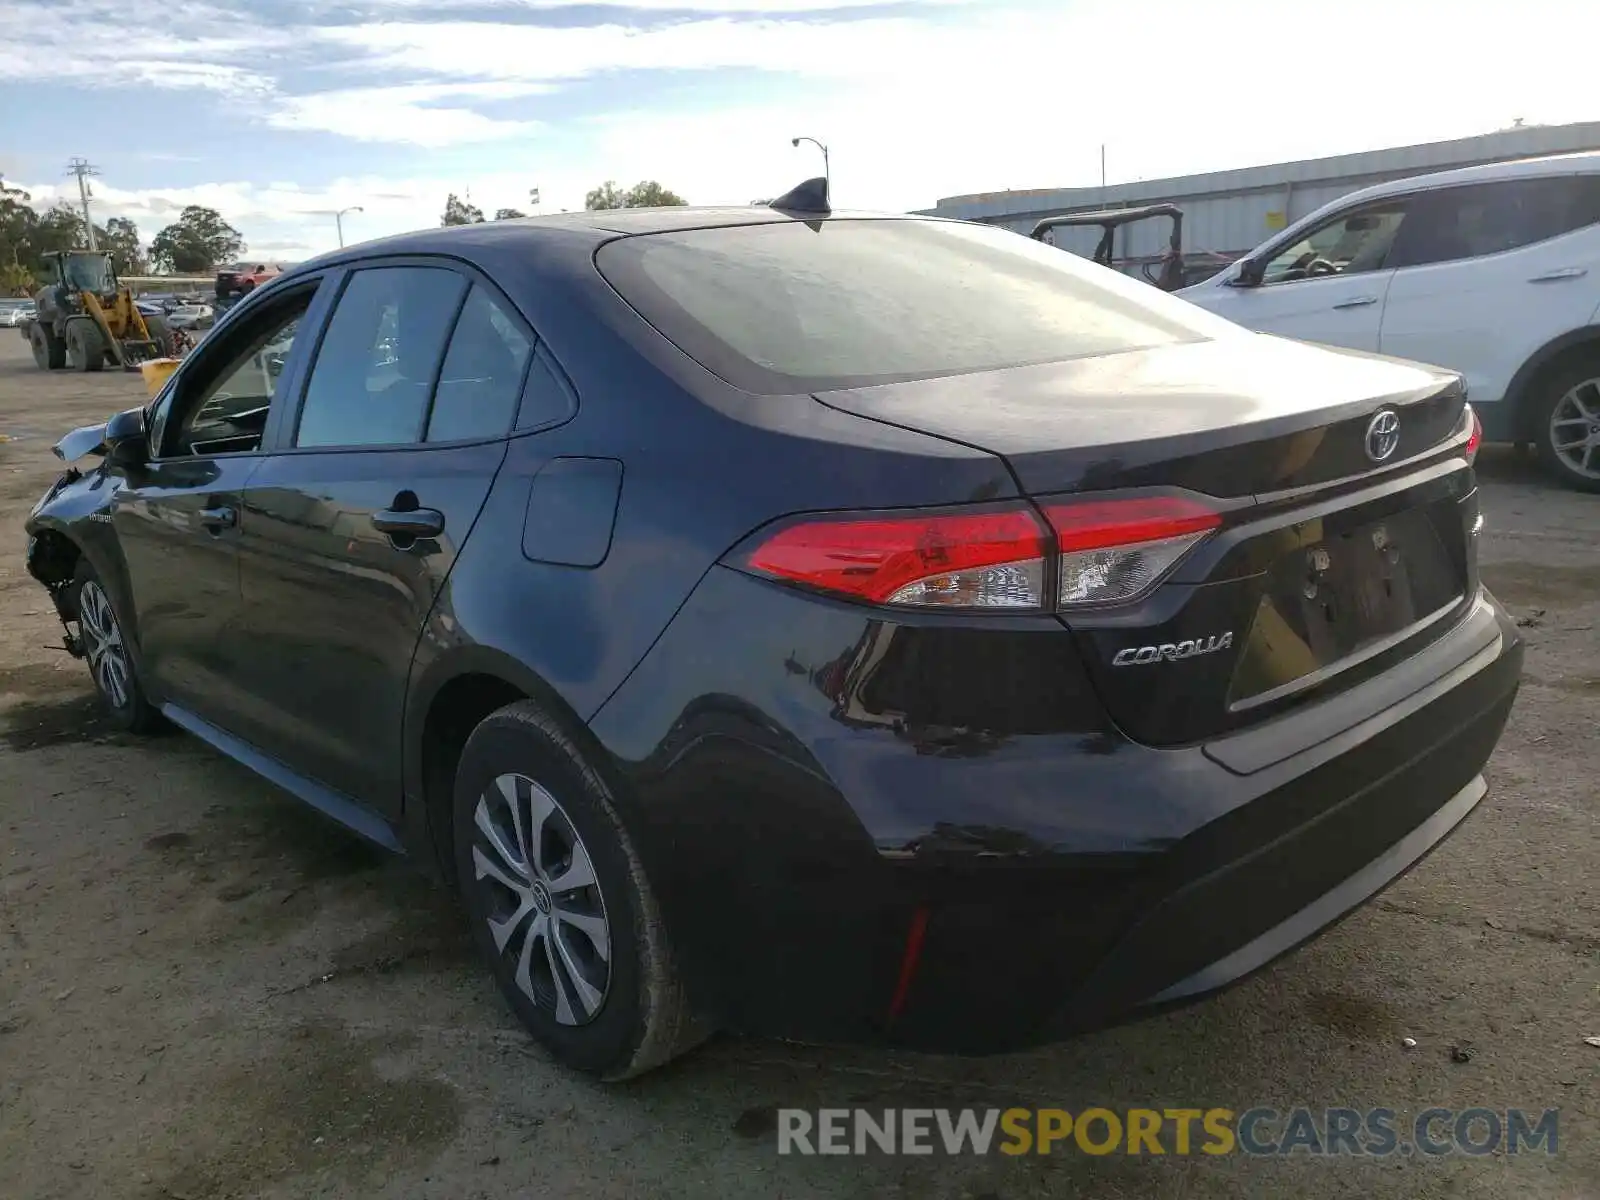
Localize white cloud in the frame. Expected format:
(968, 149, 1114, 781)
(7, 0, 1597, 264)
(324, 0, 977, 8)
(0, 0, 286, 94)
(314, 14, 996, 84)
(268, 83, 549, 145)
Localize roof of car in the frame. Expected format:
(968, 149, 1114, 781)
(506, 204, 915, 235)
(1341, 148, 1600, 206)
(290, 204, 926, 276)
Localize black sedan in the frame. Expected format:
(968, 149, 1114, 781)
(23, 185, 1521, 1079)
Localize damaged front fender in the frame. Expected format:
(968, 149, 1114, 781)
(25, 468, 122, 658)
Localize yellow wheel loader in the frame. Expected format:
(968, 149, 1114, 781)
(21, 251, 174, 373)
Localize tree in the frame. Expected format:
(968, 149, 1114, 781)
(442, 193, 484, 226)
(493, 207, 526, 221)
(0, 185, 133, 294)
(0, 180, 38, 293)
(585, 181, 626, 211)
(626, 181, 686, 208)
(102, 217, 147, 276)
(34, 205, 87, 258)
(585, 180, 687, 210)
(151, 206, 244, 274)
(0, 262, 32, 295)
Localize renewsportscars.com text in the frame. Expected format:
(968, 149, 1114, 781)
(776, 1107, 1559, 1157)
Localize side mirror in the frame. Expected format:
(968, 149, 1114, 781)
(104, 406, 150, 467)
(1233, 258, 1265, 287)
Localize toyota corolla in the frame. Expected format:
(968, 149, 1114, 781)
(23, 183, 1521, 1079)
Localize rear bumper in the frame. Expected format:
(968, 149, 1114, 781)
(592, 571, 1522, 1054)
(895, 594, 1520, 1053)
(1143, 773, 1484, 1007)
(1472, 399, 1515, 443)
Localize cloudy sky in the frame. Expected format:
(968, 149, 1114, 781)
(1, 0, 1593, 262)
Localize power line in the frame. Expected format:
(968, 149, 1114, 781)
(65, 157, 100, 251)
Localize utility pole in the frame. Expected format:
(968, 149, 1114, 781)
(66, 158, 100, 250)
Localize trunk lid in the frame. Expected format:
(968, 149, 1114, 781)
(813, 335, 1466, 498)
(814, 335, 1478, 745)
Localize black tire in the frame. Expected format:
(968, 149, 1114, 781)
(452, 700, 706, 1080)
(66, 320, 105, 372)
(1529, 351, 1600, 494)
(69, 559, 162, 733)
(30, 323, 66, 370)
(143, 312, 175, 358)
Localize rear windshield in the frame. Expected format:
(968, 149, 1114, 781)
(595, 217, 1236, 394)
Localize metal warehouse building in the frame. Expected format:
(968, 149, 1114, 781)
(920, 120, 1600, 278)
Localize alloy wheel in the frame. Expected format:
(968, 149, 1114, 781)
(470, 773, 612, 1026)
(78, 580, 131, 710)
(1548, 377, 1600, 481)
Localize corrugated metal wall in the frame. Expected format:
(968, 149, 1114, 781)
(923, 121, 1600, 275)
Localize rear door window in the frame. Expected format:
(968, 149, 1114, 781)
(294, 266, 467, 448)
(425, 286, 533, 443)
(596, 218, 1235, 394)
(1388, 176, 1600, 269)
(515, 345, 579, 432)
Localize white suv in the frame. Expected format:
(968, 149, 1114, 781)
(1179, 151, 1600, 491)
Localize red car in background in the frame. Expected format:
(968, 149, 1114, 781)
(214, 262, 284, 312)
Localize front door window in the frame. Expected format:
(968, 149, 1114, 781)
(150, 295, 313, 459)
(1259, 202, 1410, 285)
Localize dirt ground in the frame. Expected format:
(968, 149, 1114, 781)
(0, 331, 1594, 1200)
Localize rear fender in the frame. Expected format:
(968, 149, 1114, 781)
(1501, 324, 1600, 439)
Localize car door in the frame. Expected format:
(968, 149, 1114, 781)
(1191, 196, 1413, 352)
(1379, 175, 1600, 411)
(108, 277, 330, 727)
(232, 261, 535, 817)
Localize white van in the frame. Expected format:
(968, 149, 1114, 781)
(1179, 151, 1600, 491)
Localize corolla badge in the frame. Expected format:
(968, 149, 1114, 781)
(1365, 409, 1401, 463)
(1111, 632, 1233, 667)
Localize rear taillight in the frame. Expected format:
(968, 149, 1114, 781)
(1041, 496, 1221, 607)
(744, 505, 1049, 609)
(738, 493, 1220, 612)
(1464, 404, 1483, 462)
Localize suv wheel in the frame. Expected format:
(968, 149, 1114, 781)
(1532, 353, 1600, 493)
(452, 701, 706, 1079)
(72, 560, 162, 732)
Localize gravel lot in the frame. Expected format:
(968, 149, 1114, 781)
(0, 332, 1594, 1199)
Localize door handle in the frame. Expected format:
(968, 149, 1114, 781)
(198, 504, 237, 531)
(1332, 295, 1378, 309)
(1528, 267, 1587, 283)
(372, 508, 445, 539)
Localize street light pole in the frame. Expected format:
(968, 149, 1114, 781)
(790, 136, 830, 191)
(334, 205, 363, 248)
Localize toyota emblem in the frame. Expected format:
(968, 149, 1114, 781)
(1364, 409, 1400, 463)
